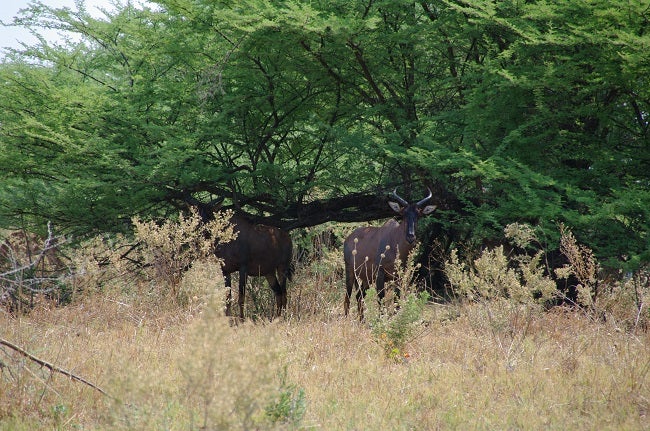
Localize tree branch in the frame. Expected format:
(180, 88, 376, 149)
(0, 338, 109, 397)
(172, 181, 463, 231)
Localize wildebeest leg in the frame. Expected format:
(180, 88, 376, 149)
(278, 279, 288, 315)
(238, 267, 247, 319)
(344, 265, 354, 316)
(266, 274, 286, 318)
(224, 272, 233, 316)
(376, 266, 386, 311)
(356, 282, 366, 321)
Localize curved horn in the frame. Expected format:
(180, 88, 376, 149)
(390, 188, 409, 207)
(416, 188, 433, 207)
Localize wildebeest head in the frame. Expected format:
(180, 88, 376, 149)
(387, 188, 437, 244)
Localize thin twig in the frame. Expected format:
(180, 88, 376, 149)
(0, 338, 109, 397)
(0, 221, 66, 278)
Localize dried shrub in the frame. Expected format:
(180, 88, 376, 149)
(132, 209, 235, 305)
(556, 224, 649, 330)
(450, 222, 649, 335)
(446, 244, 556, 305)
(175, 310, 306, 430)
(445, 224, 560, 365)
(239, 276, 278, 322)
(289, 245, 343, 319)
(0, 224, 69, 312)
(67, 233, 141, 296)
(598, 268, 650, 332)
(557, 223, 600, 308)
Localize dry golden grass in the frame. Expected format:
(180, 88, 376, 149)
(1, 273, 649, 430)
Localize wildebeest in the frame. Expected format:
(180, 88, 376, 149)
(343, 189, 436, 319)
(215, 214, 293, 319)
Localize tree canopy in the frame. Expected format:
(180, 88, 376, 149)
(1, 0, 648, 270)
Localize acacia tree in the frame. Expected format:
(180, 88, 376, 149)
(443, 1, 650, 268)
(0, 0, 648, 271)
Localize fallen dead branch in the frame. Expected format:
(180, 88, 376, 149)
(0, 337, 109, 397)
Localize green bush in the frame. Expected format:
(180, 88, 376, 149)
(364, 252, 431, 362)
(366, 287, 430, 362)
(264, 366, 307, 427)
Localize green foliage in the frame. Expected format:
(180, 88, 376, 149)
(0, 0, 648, 270)
(445, 0, 650, 268)
(366, 287, 430, 362)
(364, 251, 431, 361)
(264, 366, 307, 427)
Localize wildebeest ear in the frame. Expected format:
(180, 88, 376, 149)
(388, 201, 403, 213)
(421, 205, 437, 215)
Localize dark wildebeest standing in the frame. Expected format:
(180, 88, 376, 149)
(343, 189, 436, 319)
(216, 215, 293, 319)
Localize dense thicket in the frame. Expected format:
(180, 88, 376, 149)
(1, 0, 648, 271)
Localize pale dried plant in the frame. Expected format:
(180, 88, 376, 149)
(504, 222, 538, 249)
(68, 233, 139, 295)
(445, 227, 559, 367)
(350, 237, 378, 288)
(595, 268, 650, 332)
(517, 250, 558, 302)
(177, 309, 284, 430)
(132, 209, 235, 302)
(629, 268, 649, 331)
(446, 245, 555, 305)
(389, 247, 421, 305)
(0, 224, 69, 310)
(2, 272, 650, 429)
(178, 259, 226, 310)
(290, 225, 345, 319)
(557, 223, 599, 307)
(444, 249, 473, 300)
(471, 246, 520, 300)
(557, 223, 648, 329)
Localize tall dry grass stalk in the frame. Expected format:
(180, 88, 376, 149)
(289, 246, 344, 320)
(363, 250, 431, 361)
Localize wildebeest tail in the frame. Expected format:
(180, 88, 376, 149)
(285, 258, 295, 282)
